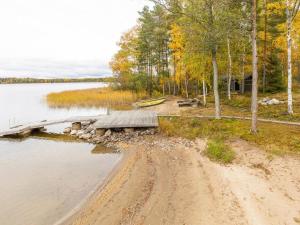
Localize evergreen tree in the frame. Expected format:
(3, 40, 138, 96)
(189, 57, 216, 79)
(265, 51, 285, 92)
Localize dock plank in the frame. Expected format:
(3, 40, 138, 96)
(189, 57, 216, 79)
(93, 111, 158, 129)
(0, 115, 106, 137)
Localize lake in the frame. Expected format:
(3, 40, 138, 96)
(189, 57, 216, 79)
(0, 83, 122, 225)
(0, 82, 107, 130)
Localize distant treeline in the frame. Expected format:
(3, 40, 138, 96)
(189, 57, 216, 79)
(0, 77, 114, 84)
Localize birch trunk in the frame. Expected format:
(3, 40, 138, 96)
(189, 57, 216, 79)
(286, 0, 293, 114)
(227, 37, 232, 100)
(251, 0, 259, 133)
(212, 48, 221, 119)
(202, 79, 207, 106)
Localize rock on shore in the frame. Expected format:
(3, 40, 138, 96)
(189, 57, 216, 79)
(65, 120, 157, 146)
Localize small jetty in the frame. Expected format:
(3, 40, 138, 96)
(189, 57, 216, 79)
(0, 111, 158, 138)
(93, 110, 158, 129)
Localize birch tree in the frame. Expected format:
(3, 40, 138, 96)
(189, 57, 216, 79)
(227, 36, 233, 100)
(251, 0, 259, 133)
(286, 0, 300, 114)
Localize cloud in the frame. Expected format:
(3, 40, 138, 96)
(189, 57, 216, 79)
(0, 0, 150, 78)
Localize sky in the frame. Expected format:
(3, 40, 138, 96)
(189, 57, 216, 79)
(0, 0, 149, 78)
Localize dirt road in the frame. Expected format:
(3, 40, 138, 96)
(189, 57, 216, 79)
(66, 136, 300, 225)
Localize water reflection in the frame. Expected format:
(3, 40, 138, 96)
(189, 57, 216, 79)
(0, 83, 121, 225)
(0, 83, 106, 131)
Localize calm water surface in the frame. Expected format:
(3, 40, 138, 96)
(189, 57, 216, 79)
(0, 83, 122, 225)
(0, 82, 106, 130)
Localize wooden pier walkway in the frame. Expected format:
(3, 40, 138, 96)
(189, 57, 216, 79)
(93, 111, 158, 129)
(0, 111, 158, 138)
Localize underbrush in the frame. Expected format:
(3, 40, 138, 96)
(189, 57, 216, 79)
(159, 117, 300, 155)
(47, 87, 146, 109)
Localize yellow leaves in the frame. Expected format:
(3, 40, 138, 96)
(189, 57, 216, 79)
(267, 2, 285, 16)
(169, 23, 186, 85)
(110, 28, 138, 78)
(184, 52, 210, 80)
(169, 23, 185, 61)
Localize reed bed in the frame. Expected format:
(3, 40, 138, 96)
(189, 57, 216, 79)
(47, 87, 146, 109)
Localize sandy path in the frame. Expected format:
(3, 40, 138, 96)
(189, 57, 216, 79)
(66, 136, 300, 225)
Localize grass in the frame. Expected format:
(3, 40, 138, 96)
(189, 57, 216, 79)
(47, 87, 146, 110)
(185, 92, 300, 122)
(205, 139, 235, 164)
(159, 117, 300, 155)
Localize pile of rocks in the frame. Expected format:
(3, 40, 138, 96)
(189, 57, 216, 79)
(63, 121, 157, 146)
(258, 97, 284, 106)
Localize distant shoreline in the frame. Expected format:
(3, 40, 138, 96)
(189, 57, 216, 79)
(0, 77, 114, 84)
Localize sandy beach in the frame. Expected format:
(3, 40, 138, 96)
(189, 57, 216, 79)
(64, 135, 300, 225)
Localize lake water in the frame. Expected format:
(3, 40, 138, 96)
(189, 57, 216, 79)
(0, 83, 107, 130)
(0, 83, 122, 225)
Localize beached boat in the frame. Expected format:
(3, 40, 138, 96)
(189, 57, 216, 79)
(136, 98, 166, 108)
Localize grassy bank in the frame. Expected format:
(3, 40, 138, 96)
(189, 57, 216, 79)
(47, 87, 146, 109)
(159, 117, 300, 155)
(185, 91, 300, 122)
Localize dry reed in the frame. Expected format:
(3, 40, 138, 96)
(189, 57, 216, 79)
(47, 87, 146, 109)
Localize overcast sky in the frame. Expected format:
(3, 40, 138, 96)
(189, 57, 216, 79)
(0, 0, 149, 78)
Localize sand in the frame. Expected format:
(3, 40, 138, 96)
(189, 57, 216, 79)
(65, 136, 300, 225)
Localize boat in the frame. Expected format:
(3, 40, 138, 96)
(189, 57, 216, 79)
(136, 98, 166, 108)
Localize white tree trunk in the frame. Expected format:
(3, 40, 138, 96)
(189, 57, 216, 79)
(212, 48, 221, 119)
(251, 0, 259, 133)
(227, 37, 232, 100)
(202, 79, 207, 106)
(286, 0, 294, 114)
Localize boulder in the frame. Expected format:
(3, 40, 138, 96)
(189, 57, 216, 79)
(63, 127, 71, 134)
(95, 128, 106, 136)
(76, 130, 84, 137)
(84, 126, 94, 134)
(72, 122, 82, 131)
(270, 98, 280, 105)
(70, 130, 77, 136)
(80, 133, 92, 140)
(104, 129, 112, 137)
(259, 97, 283, 106)
(81, 121, 91, 127)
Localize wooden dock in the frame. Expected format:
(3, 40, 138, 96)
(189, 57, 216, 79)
(0, 111, 158, 138)
(93, 110, 158, 129)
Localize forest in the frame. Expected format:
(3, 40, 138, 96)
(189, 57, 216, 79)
(110, 0, 300, 133)
(0, 77, 113, 84)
